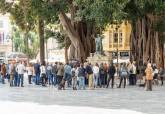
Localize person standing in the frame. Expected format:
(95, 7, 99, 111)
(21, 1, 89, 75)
(129, 61, 137, 85)
(107, 63, 116, 88)
(52, 62, 58, 86)
(153, 65, 159, 85)
(103, 63, 108, 85)
(56, 63, 64, 85)
(145, 63, 153, 91)
(159, 67, 164, 86)
(46, 63, 53, 85)
(86, 63, 94, 89)
(1, 63, 6, 84)
(132, 61, 137, 85)
(71, 65, 77, 90)
(118, 63, 128, 88)
(64, 63, 72, 87)
(40, 62, 47, 86)
(16, 61, 25, 87)
(78, 63, 86, 90)
(99, 63, 106, 88)
(93, 63, 100, 88)
(34, 61, 40, 85)
(9, 62, 15, 86)
(26, 63, 33, 84)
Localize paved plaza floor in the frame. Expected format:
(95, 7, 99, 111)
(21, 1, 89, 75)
(0, 83, 165, 114)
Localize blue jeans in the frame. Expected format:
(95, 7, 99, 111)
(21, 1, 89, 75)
(52, 73, 57, 86)
(99, 74, 105, 87)
(64, 73, 72, 87)
(78, 76, 85, 90)
(1, 76, 5, 84)
(48, 73, 54, 85)
(14, 73, 18, 86)
(35, 73, 40, 85)
(94, 73, 99, 87)
(18, 74, 24, 87)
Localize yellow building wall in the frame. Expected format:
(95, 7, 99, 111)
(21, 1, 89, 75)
(103, 21, 131, 52)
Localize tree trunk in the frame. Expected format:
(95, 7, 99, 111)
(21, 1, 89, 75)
(38, 18, 45, 64)
(64, 36, 69, 63)
(24, 32, 28, 49)
(59, 11, 95, 62)
(130, 15, 165, 68)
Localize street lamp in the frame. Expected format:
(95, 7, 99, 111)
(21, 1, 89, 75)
(115, 25, 120, 77)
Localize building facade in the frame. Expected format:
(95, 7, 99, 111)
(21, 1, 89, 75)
(102, 21, 131, 60)
(0, 14, 12, 62)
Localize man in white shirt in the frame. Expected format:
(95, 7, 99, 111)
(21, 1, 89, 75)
(16, 61, 25, 87)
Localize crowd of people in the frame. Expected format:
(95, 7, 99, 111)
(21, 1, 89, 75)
(0, 60, 164, 91)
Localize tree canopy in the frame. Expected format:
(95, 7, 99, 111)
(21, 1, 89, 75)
(0, 0, 165, 65)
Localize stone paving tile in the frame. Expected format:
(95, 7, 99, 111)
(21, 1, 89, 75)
(0, 84, 165, 114)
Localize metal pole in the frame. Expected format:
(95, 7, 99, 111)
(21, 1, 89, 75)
(116, 27, 119, 76)
(46, 40, 48, 63)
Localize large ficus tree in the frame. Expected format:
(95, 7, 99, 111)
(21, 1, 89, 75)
(124, 0, 165, 68)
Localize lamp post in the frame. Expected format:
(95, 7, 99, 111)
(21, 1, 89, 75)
(115, 25, 120, 77)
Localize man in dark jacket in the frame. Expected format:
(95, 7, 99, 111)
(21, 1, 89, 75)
(107, 63, 116, 88)
(78, 63, 86, 90)
(86, 63, 94, 89)
(34, 61, 40, 85)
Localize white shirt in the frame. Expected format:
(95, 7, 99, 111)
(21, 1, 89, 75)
(154, 69, 159, 74)
(93, 66, 99, 74)
(75, 67, 79, 77)
(26, 67, 33, 75)
(40, 65, 46, 74)
(16, 64, 25, 74)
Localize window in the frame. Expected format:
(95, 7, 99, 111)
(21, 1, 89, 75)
(113, 32, 118, 43)
(119, 32, 123, 43)
(0, 32, 4, 44)
(109, 30, 112, 43)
